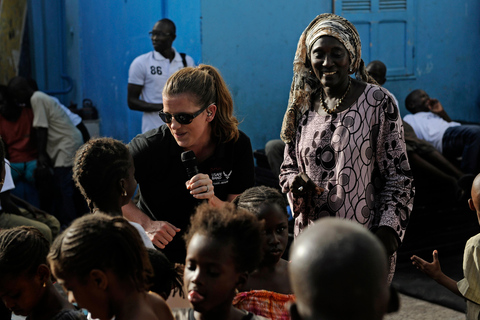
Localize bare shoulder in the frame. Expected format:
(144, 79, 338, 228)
(146, 292, 175, 320)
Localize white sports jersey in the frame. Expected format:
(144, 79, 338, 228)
(128, 48, 195, 133)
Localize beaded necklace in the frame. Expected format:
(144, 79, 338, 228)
(320, 77, 351, 114)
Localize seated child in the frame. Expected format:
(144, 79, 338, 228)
(288, 218, 390, 320)
(147, 248, 184, 300)
(0, 226, 86, 319)
(73, 137, 153, 248)
(411, 173, 480, 319)
(48, 213, 174, 320)
(172, 202, 269, 320)
(0, 136, 60, 242)
(233, 186, 294, 320)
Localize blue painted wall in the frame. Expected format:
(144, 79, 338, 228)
(383, 0, 480, 122)
(201, 1, 331, 150)
(27, 0, 479, 148)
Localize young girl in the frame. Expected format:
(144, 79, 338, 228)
(172, 202, 268, 320)
(233, 186, 294, 320)
(73, 137, 153, 248)
(48, 213, 174, 320)
(0, 226, 86, 319)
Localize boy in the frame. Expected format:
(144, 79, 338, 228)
(289, 218, 390, 320)
(411, 173, 480, 319)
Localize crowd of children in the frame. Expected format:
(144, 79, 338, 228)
(1, 131, 480, 320)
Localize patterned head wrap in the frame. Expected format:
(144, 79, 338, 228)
(280, 13, 376, 143)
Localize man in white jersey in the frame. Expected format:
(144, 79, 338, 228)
(128, 18, 195, 133)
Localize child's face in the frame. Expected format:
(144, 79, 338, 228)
(258, 204, 289, 265)
(53, 270, 109, 320)
(0, 273, 43, 316)
(184, 233, 244, 314)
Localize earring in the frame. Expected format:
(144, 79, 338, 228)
(42, 282, 46, 288)
(207, 112, 212, 117)
(122, 190, 127, 197)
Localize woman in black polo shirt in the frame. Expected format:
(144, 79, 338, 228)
(123, 64, 255, 263)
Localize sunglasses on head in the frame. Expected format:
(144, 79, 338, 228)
(158, 103, 214, 125)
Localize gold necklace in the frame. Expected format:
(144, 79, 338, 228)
(320, 78, 352, 114)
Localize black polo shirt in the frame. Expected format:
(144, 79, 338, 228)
(128, 125, 255, 262)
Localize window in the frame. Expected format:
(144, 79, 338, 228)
(335, 0, 415, 79)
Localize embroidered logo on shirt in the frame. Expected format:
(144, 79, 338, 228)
(211, 170, 232, 185)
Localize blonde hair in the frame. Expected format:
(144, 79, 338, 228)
(163, 64, 239, 143)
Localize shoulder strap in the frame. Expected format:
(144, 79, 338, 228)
(180, 53, 187, 68)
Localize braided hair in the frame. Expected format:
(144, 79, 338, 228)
(73, 137, 131, 212)
(147, 248, 184, 299)
(233, 186, 288, 218)
(0, 227, 50, 278)
(48, 213, 153, 291)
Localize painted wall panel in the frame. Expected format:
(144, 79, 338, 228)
(65, 0, 201, 142)
(201, 0, 332, 150)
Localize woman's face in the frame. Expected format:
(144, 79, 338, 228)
(163, 93, 212, 153)
(310, 36, 351, 89)
(184, 234, 243, 314)
(258, 204, 289, 265)
(0, 272, 43, 316)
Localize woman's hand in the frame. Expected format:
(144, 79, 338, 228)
(145, 221, 181, 249)
(290, 172, 324, 196)
(186, 173, 214, 201)
(411, 250, 443, 280)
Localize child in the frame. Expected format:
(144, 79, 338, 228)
(233, 186, 294, 320)
(147, 248, 184, 300)
(48, 213, 174, 320)
(288, 218, 390, 320)
(0, 226, 86, 319)
(411, 173, 480, 319)
(172, 202, 268, 320)
(73, 137, 153, 248)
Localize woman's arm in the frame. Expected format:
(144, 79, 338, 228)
(122, 200, 180, 249)
(374, 90, 415, 245)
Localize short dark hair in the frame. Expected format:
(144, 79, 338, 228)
(157, 18, 176, 34)
(184, 203, 264, 273)
(405, 89, 421, 113)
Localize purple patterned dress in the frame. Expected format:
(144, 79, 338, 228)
(280, 83, 414, 242)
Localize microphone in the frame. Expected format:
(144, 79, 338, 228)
(181, 150, 199, 179)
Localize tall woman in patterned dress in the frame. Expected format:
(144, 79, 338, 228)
(279, 13, 414, 281)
